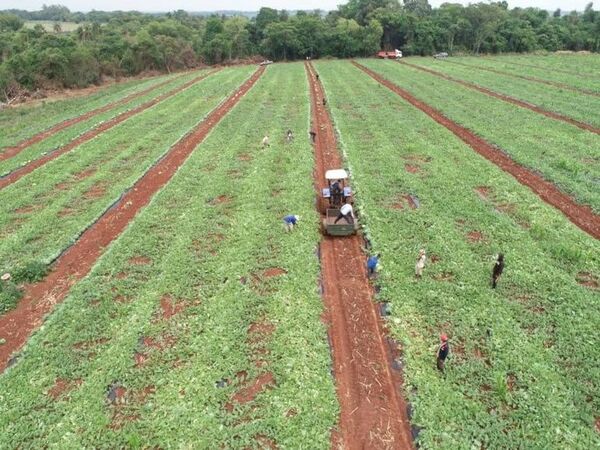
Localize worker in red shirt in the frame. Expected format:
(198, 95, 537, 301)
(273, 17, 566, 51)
(436, 334, 450, 373)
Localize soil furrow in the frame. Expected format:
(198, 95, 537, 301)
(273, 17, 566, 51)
(0, 70, 220, 191)
(306, 61, 413, 449)
(399, 60, 600, 135)
(442, 59, 600, 98)
(0, 73, 188, 161)
(353, 61, 600, 239)
(0, 66, 265, 372)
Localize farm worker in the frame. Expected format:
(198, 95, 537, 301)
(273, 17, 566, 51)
(262, 135, 270, 148)
(316, 73, 319, 80)
(286, 129, 294, 143)
(283, 214, 300, 232)
(436, 334, 450, 373)
(334, 203, 354, 225)
(367, 253, 380, 278)
(415, 249, 427, 278)
(330, 179, 342, 205)
(492, 253, 505, 289)
(322, 97, 327, 106)
(309, 130, 316, 143)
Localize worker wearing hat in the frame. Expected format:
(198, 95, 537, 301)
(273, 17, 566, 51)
(437, 334, 450, 373)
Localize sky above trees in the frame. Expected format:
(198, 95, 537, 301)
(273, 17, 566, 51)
(4, 0, 595, 12)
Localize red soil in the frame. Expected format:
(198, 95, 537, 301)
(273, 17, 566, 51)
(13, 205, 41, 214)
(47, 377, 83, 399)
(208, 194, 231, 205)
(248, 318, 275, 369)
(0, 74, 187, 162)
(254, 434, 278, 449)
(400, 61, 600, 135)
(467, 230, 485, 243)
(128, 256, 151, 265)
(83, 183, 107, 200)
(74, 168, 97, 180)
(354, 62, 600, 239)
(404, 194, 418, 209)
(443, 59, 600, 98)
(230, 372, 275, 406)
(0, 70, 220, 191)
(158, 295, 186, 320)
(262, 267, 287, 277)
(307, 62, 413, 450)
(0, 66, 264, 372)
(576, 272, 599, 289)
(405, 164, 421, 174)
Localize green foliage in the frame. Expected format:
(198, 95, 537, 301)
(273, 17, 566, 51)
(0, 63, 336, 448)
(317, 59, 600, 448)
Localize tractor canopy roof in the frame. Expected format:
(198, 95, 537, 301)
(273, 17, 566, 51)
(325, 169, 348, 180)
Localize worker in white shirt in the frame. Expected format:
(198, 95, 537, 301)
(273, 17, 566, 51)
(334, 202, 354, 224)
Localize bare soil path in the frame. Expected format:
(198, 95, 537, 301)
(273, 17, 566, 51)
(443, 59, 600, 98)
(306, 61, 413, 449)
(399, 60, 600, 135)
(0, 66, 265, 372)
(0, 73, 187, 162)
(353, 61, 600, 240)
(0, 70, 220, 191)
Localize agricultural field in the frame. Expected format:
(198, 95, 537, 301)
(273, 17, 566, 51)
(402, 57, 600, 129)
(357, 58, 600, 212)
(436, 55, 600, 94)
(0, 55, 599, 449)
(0, 71, 184, 150)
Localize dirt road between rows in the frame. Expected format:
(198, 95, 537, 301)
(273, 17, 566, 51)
(442, 59, 600, 98)
(0, 73, 188, 162)
(398, 60, 599, 135)
(306, 61, 414, 450)
(0, 66, 265, 372)
(0, 70, 220, 191)
(353, 61, 600, 240)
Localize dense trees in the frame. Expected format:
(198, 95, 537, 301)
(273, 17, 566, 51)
(0, 1, 598, 103)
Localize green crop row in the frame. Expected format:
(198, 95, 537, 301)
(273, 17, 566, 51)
(0, 67, 254, 313)
(485, 54, 600, 77)
(0, 71, 184, 150)
(358, 59, 600, 213)
(317, 60, 600, 449)
(405, 57, 600, 129)
(0, 62, 337, 448)
(447, 55, 600, 94)
(0, 70, 207, 177)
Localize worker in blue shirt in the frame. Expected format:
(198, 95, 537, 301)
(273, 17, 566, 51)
(283, 214, 300, 232)
(367, 253, 380, 278)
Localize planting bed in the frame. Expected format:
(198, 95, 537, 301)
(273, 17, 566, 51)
(0, 70, 219, 190)
(0, 67, 254, 313)
(406, 56, 600, 129)
(399, 60, 599, 134)
(0, 72, 184, 151)
(443, 56, 600, 96)
(316, 59, 600, 449)
(0, 63, 337, 448)
(0, 71, 207, 177)
(357, 59, 600, 215)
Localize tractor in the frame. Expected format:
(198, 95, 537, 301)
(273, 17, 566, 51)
(319, 169, 358, 236)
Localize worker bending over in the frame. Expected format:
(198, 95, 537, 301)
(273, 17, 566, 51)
(283, 214, 300, 232)
(334, 203, 354, 224)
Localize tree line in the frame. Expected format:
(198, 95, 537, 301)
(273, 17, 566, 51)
(1, 1, 599, 103)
